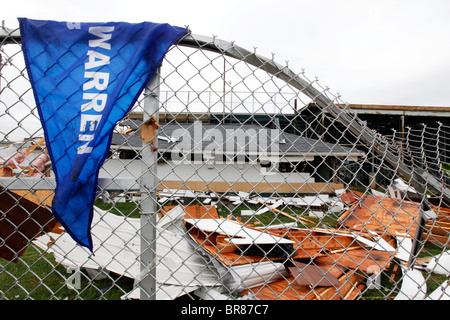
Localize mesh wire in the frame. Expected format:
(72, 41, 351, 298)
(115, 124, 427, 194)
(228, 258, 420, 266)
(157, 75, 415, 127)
(0, 24, 449, 300)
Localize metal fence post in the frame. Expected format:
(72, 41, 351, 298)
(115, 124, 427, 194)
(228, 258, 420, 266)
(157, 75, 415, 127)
(139, 69, 160, 300)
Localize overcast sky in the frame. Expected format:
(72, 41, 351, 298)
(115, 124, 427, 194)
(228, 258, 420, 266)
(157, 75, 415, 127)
(3, 0, 450, 107)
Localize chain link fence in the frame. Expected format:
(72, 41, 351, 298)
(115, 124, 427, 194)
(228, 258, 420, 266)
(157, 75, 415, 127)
(1, 22, 450, 301)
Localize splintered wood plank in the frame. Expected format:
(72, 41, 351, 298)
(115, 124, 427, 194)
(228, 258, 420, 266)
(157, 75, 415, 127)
(267, 228, 356, 259)
(425, 205, 450, 245)
(426, 233, 450, 246)
(425, 222, 450, 236)
(11, 189, 54, 208)
(161, 204, 219, 219)
(431, 205, 450, 219)
(314, 248, 393, 274)
(340, 190, 364, 205)
(314, 258, 347, 280)
(240, 271, 363, 300)
(288, 261, 342, 287)
(314, 272, 363, 300)
(240, 276, 316, 300)
(189, 235, 268, 266)
(338, 194, 420, 237)
(184, 219, 294, 266)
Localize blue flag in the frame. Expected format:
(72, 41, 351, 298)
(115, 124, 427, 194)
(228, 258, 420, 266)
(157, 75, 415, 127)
(19, 18, 186, 250)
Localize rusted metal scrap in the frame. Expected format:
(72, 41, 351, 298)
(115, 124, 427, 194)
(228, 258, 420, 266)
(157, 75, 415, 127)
(140, 115, 161, 151)
(338, 193, 420, 237)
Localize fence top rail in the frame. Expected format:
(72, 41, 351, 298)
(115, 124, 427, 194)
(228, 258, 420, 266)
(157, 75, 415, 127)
(1, 26, 334, 107)
(0, 26, 20, 43)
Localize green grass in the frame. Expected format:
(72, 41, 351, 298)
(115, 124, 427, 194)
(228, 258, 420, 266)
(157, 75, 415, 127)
(0, 245, 133, 300)
(94, 199, 141, 218)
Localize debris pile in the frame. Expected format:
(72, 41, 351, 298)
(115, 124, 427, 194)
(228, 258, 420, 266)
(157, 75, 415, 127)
(1, 183, 450, 300)
(234, 223, 395, 300)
